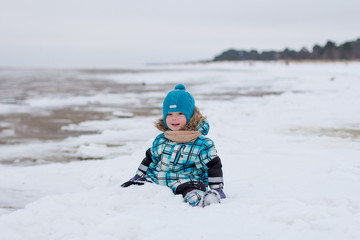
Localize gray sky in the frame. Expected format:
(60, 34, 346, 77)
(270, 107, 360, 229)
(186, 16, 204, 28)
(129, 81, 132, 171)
(0, 0, 359, 67)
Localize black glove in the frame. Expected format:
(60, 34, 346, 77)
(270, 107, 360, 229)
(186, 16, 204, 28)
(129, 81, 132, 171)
(121, 174, 145, 188)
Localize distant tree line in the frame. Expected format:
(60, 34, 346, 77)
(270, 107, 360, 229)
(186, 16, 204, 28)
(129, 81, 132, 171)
(213, 38, 360, 61)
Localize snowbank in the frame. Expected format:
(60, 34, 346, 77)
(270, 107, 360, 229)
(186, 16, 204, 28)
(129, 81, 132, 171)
(1, 62, 360, 239)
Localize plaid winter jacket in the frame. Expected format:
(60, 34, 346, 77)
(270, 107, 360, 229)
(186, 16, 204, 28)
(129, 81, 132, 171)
(136, 109, 224, 194)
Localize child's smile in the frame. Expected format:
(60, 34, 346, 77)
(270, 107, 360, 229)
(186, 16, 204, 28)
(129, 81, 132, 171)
(166, 112, 187, 131)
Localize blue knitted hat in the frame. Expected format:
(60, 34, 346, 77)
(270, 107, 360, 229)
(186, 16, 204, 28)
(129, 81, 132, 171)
(163, 84, 195, 125)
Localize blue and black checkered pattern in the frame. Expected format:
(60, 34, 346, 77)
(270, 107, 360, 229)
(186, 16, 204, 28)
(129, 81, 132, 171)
(136, 119, 224, 195)
(184, 190, 205, 206)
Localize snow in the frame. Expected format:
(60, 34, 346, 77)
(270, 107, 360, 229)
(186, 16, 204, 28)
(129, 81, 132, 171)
(1, 62, 360, 239)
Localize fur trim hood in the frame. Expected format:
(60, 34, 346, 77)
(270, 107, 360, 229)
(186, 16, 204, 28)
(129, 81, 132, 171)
(155, 106, 207, 133)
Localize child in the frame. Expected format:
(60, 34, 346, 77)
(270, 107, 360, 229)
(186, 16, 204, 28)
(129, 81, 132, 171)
(121, 84, 226, 207)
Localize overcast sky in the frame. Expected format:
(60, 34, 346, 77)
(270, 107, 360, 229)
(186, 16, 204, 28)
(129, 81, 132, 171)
(0, 0, 359, 67)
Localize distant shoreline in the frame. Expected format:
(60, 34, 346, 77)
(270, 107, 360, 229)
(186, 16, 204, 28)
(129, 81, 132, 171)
(191, 59, 360, 65)
(211, 38, 360, 62)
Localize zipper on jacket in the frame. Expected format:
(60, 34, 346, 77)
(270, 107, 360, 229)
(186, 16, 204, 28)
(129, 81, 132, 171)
(173, 145, 185, 165)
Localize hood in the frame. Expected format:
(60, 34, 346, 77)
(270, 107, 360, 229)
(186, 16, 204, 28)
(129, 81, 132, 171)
(155, 106, 209, 135)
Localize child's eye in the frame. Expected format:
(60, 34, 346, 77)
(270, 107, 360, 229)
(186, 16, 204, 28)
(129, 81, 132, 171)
(178, 113, 183, 115)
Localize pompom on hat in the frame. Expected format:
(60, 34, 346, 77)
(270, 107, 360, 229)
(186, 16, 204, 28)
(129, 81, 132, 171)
(163, 84, 195, 126)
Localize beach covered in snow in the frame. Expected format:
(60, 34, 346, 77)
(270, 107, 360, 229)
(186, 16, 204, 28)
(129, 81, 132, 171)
(0, 62, 360, 240)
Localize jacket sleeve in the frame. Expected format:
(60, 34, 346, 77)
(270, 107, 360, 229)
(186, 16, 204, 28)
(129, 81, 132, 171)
(206, 156, 224, 190)
(135, 148, 153, 177)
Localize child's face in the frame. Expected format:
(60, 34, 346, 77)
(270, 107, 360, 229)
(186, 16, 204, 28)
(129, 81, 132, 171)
(166, 112, 187, 131)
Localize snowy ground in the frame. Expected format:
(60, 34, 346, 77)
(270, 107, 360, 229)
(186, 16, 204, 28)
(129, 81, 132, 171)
(0, 62, 360, 240)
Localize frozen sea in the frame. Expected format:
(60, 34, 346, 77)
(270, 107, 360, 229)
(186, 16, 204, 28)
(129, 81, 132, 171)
(0, 61, 359, 240)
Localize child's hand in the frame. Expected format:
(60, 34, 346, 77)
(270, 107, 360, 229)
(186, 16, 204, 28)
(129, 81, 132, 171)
(121, 174, 144, 188)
